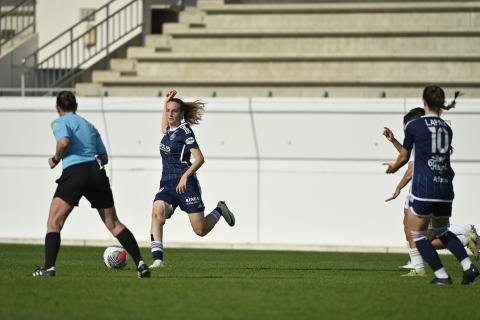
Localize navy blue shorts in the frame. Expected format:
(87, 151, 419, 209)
(410, 199, 452, 218)
(154, 176, 205, 213)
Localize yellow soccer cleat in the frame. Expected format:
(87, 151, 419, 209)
(401, 269, 427, 277)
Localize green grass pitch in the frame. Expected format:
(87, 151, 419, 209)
(1, 244, 479, 320)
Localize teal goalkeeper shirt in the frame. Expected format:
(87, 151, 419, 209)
(50, 112, 107, 169)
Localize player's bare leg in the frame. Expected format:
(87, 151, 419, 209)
(401, 208, 426, 276)
(188, 212, 217, 237)
(32, 197, 73, 277)
(149, 200, 171, 268)
(430, 218, 478, 284)
(188, 201, 235, 237)
(407, 211, 452, 285)
(98, 207, 149, 278)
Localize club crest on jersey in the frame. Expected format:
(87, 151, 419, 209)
(169, 133, 176, 141)
(185, 137, 195, 145)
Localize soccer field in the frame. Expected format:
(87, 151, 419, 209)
(1, 244, 479, 320)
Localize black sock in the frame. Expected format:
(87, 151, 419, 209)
(439, 230, 469, 262)
(44, 232, 61, 269)
(116, 228, 143, 267)
(415, 237, 443, 271)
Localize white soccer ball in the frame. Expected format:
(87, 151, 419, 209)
(103, 245, 128, 269)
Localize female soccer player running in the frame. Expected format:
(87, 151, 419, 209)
(383, 109, 480, 277)
(32, 91, 150, 278)
(384, 85, 479, 285)
(149, 90, 235, 268)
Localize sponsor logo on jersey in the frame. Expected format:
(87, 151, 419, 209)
(159, 143, 171, 154)
(427, 155, 449, 173)
(185, 137, 195, 145)
(433, 176, 449, 183)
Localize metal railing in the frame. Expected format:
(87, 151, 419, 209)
(0, 0, 35, 56)
(21, 0, 142, 91)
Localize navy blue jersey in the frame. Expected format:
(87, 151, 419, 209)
(403, 115, 454, 202)
(159, 122, 199, 183)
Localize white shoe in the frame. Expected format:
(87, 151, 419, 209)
(399, 261, 414, 269)
(149, 259, 165, 269)
(217, 201, 235, 227)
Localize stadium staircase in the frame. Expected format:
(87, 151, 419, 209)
(20, 0, 142, 93)
(76, 0, 480, 98)
(0, 0, 35, 57)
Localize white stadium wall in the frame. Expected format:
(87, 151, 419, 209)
(1, 97, 479, 251)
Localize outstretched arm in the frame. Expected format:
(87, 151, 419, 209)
(385, 161, 413, 201)
(383, 147, 410, 174)
(162, 89, 177, 134)
(383, 127, 402, 153)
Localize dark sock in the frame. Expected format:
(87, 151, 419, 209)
(415, 237, 444, 271)
(44, 232, 61, 269)
(439, 231, 469, 262)
(116, 228, 143, 267)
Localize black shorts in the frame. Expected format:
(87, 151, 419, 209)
(54, 161, 114, 209)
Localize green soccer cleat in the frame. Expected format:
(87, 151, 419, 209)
(217, 201, 235, 227)
(401, 269, 427, 277)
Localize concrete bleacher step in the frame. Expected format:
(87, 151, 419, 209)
(122, 52, 480, 63)
(127, 46, 171, 58)
(91, 58, 480, 83)
(110, 59, 137, 72)
(75, 0, 480, 98)
(164, 34, 480, 54)
(201, 5, 480, 30)
(92, 70, 138, 82)
(179, 8, 207, 28)
(130, 60, 479, 82)
(144, 34, 172, 48)
(200, 1, 480, 16)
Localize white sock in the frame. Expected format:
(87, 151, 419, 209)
(409, 248, 425, 273)
(434, 267, 449, 279)
(461, 257, 472, 271)
(449, 224, 467, 235)
(457, 234, 468, 247)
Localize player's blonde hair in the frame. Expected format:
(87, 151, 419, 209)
(170, 98, 205, 125)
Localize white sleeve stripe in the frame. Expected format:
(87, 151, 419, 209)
(179, 144, 186, 162)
